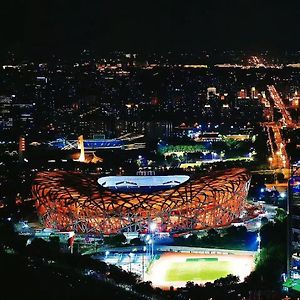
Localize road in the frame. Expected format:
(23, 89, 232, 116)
(267, 85, 293, 127)
(263, 122, 289, 177)
(262, 85, 294, 173)
(254, 85, 294, 177)
(249, 56, 266, 68)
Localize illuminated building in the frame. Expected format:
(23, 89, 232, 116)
(18, 136, 26, 161)
(251, 87, 258, 99)
(207, 87, 217, 100)
(33, 168, 251, 234)
(290, 91, 300, 109)
(151, 96, 159, 106)
(287, 163, 300, 280)
(0, 96, 13, 130)
(237, 89, 247, 99)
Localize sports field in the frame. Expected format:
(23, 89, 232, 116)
(166, 258, 231, 282)
(145, 251, 255, 289)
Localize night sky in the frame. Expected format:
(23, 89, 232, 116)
(1, 0, 300, 55)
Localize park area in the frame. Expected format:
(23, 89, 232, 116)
(145, 251, 255, 289)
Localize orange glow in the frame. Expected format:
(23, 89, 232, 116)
(32, 169, 251, 234)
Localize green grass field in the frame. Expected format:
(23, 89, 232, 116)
(165, 259, 232, 282)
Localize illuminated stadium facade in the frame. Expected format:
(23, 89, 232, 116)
(32, 168, 251, 234)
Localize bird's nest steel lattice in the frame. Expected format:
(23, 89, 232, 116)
(32, 168, 251, 234)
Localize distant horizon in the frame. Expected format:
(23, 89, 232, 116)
(2, 48, 300, 63)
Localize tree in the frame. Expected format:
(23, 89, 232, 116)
(261, 216, 268, 226)
(225, 225, 238, 237)
(207, 228, 220, 239)
(254, 244, 286, 287)
(248, 213, 287, 289)
(275, 208, 286, 223)
(130, 238, 145, 246)
(135, 281, 153, 294)
(49, 235, 60, 254)
(105, 233, 127, 246)
(276, 172, 285, 183)
(27, 238, 51, 257)
(214, 274, 240, 286)
(108, 264, 140, 285)
(224, 138, 239, 149)
(187, 233, 198, 245)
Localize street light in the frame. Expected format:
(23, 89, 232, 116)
(280, 192, 286, 198)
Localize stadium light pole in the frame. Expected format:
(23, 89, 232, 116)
(257, 233, 261, 253)
(129, 252, 134, 272)
(142, 245, 146, 281)
(149, 222, 156, 232)
(256, 218, 262, 253)
(149, 239, 154, 260)
(149, 222, 156, 260)
(145, 234, 151, 259)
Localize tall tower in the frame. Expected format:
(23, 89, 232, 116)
(18, 136, 26, 162)
(78, 135, 85, 162)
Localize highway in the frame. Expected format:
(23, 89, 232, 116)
(265, 85, 292, 171)
(263, 122, 289, 173)
(267, 85, 293, 127)
(257, 85, 293, 177)
(249, 56, 266, 68)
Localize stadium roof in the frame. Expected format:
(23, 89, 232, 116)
(98, 175, 190, 193)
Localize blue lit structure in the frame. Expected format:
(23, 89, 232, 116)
(48, 138, 124, 150)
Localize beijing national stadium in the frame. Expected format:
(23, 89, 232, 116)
(32, 168, 251, 234)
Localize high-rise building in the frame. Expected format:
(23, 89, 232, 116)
(287, 163, 300, 280)
(0, 96, 13, 131)
(237, 89, 247, 99)
(251, 87, 258, 99)
(290, 91, 300, 109)
(18, 136, 26, 161)
(207, 87, 217, 100)
(145, 121, 173, 140)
